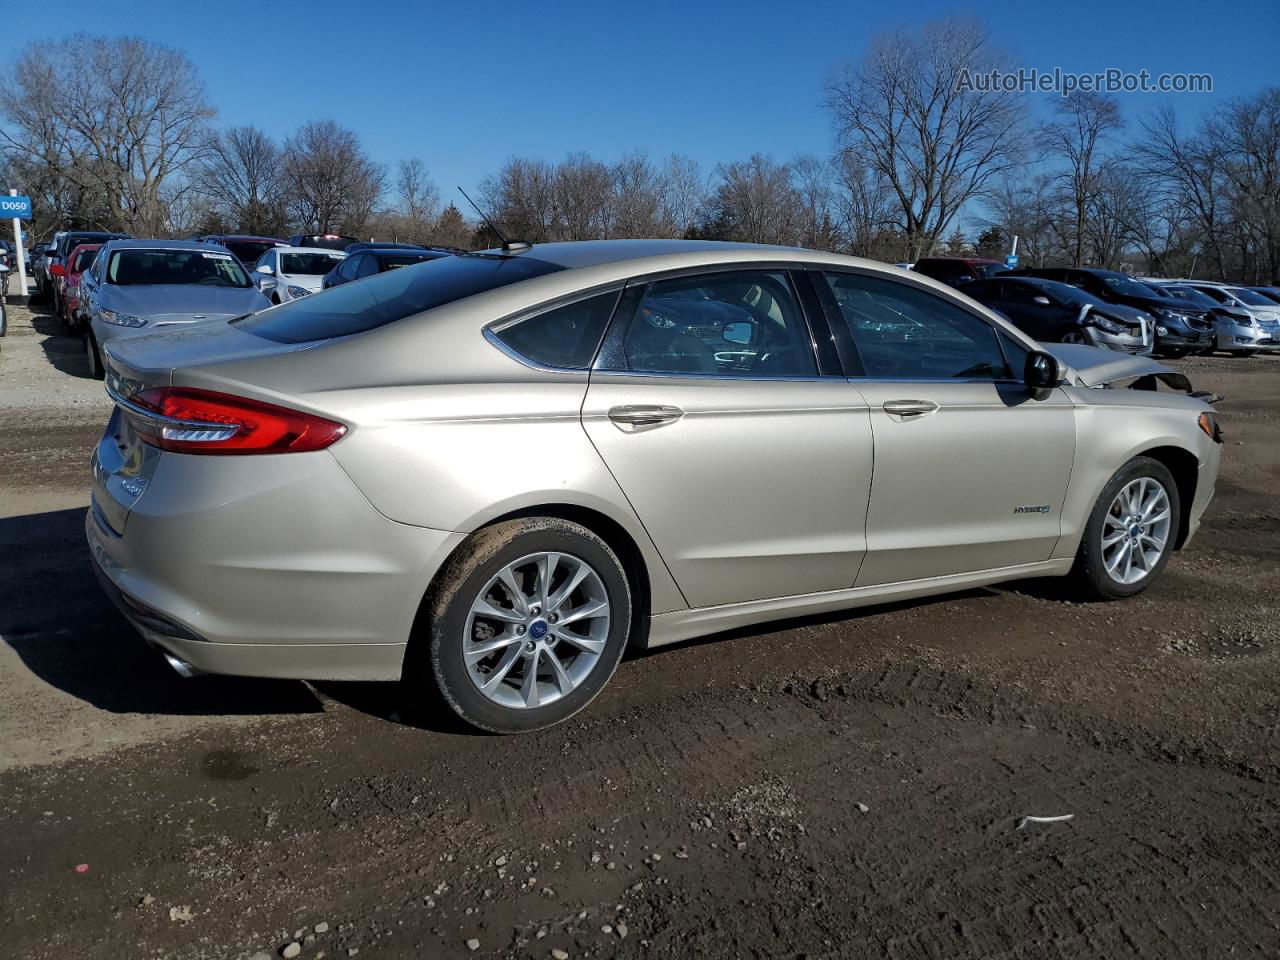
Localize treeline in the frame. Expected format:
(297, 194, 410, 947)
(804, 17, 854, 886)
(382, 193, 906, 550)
(1, 25, 1277, 283)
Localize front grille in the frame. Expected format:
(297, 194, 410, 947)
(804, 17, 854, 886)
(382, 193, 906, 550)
(1188, 313, 1214, 330)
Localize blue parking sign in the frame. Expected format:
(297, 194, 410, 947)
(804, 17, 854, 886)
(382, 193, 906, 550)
(1, 195, 33, 219)
(1005, 254, 1019, 269)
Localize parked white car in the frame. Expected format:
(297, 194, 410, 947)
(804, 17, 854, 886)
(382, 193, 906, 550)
(252, 246, 347, 304)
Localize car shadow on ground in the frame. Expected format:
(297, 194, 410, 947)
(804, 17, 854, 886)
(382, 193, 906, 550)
(24, 300, 94, 379)
(0, 507, 323, 716)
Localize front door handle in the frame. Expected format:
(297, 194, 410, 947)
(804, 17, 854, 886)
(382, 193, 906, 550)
(882, 399, 939, 417)
(608, 404, 684, 428)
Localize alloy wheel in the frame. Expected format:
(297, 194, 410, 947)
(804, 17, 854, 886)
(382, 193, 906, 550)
(1101, 477, 1172, 585)
(464, 551, 611, 710)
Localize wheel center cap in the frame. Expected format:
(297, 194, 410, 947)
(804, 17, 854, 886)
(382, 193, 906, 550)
(529, 620, 549, 640)
(1129, 524, 1142, 538)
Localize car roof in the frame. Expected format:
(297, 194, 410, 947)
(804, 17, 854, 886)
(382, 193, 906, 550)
(210, 235, 284, 243)
(489, 239, 797, 271)
(364, 247, 450, 257)
(103, 238, 229, 251)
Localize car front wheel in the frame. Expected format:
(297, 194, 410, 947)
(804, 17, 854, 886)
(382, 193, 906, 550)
(85, 332, 104, 380)
(1071, 456, 1180, 600)
(406, 517, 633, 733)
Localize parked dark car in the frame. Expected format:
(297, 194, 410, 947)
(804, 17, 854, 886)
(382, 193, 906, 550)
(288, 233, 359, 252)
(912, 257, 1009, 287)
(343, 241, 428, 254)
(47, 230, 130, 313)
(1146, 281, 1267, 356)
(963, 276, 1152, 354)
(321, 247, 452, 289)
(1247, 286, 1280, 305)
(1013, 267, 1212, 358)
(193, 235, 284, 269)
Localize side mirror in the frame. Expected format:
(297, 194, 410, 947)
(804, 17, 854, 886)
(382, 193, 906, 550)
(256, 264, 274, 275)
(1032, 296, 1051, 306)
(50, 263, 65, 277)
(722, 320, 755, 345)
(1024, 350, 1060, 399)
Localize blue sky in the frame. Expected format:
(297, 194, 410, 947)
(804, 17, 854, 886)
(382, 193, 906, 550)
(3, 0, 1277, 205)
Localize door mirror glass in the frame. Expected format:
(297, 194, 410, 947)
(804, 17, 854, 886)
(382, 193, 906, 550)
(1032, 296, 1051, 306)
(722, 320, 755, 345)
(1024, 350, 1060, 395)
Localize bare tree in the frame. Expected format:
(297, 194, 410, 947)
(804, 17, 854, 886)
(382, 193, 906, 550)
(193, 125, 285, 235)
(612, 152, 666, 238)
(1214, 88, 1280, 282)
(831, 153, 899, 258)
(824, 18, 1026, 260)
(555, 152, 614, 240)
(480, 157, 558, 242)
(0, 34, 213, 235)
(280, 120, 385, 235)
(706, 154, 799, 244)
(660, 154, 706, 238)
(791, 154, 838, 250)
(1039, 92, 1123, 266)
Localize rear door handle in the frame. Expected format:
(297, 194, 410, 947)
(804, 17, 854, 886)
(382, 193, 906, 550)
(882, 399, 939, 417)
(608, 404, 684, 428)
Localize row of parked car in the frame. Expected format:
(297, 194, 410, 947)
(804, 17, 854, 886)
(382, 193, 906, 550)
(22, 230, 457, 377)
(909, 256, 1280, 359)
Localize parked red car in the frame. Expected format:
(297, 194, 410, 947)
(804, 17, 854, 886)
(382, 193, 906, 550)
(60, 243, 102, 333)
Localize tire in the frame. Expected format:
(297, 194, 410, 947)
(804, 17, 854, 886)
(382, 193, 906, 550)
(1070, 456, 1181, 601)
(0, 304, 7, 338)
(85, 332, 104, 380)
(1059, 330, 1088, 345)
(405, 517, 633, 734)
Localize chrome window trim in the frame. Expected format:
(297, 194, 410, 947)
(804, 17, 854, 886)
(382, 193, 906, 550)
(585, 369, 839, 384)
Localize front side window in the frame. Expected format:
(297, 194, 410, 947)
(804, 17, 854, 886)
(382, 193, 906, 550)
(620, 270, 816, 377)
(824, 272, 1012, 380)
(492, 291, 618, 369)
(107, 249, 250, 288)
(355, 255, 379, 279)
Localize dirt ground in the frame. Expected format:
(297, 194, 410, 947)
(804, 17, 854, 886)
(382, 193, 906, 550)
(2, 299, 1278, 959)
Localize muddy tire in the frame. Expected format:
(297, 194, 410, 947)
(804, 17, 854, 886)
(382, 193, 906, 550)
(1071, 456, 1181, 601)
(404, 517, 632, 734)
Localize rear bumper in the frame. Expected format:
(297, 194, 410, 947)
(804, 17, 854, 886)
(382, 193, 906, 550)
(86, 447, 465, 681)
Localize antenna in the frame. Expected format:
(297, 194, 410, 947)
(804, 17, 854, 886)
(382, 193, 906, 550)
(457, 187, 531, 254)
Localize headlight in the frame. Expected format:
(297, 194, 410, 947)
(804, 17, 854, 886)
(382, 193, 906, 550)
(286, 285, 311, 299)
(98, 308, 146, 327)
(1258, 312, 1279, 323)
(1155, 307, 1184, 321)
(1091, 316, 1124, 334)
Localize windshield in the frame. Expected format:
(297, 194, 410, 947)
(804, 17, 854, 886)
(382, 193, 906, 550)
(972, 262, 1009, 279)
(1102, 273, 1160, 297)
(1022, 277, 1105, 308)
(223, 240, 279, 264)
(71, 248, 99, 273)
(1163, 284, 1218, 308)
(281, 252, 344, 275)
(1226, 287, 1275, 306)
(234, 253, 564, 343)
(107, 249, 250, 287)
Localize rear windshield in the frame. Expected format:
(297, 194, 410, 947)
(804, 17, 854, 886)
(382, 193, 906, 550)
(972, 262, 1009, 279)
(379, 253, 447, 269)
(107, 249, 250, 288)
(296, 235, 356, 251)
(233, 253, 564, 343)
(223, 240, 279, 264)
(281, 252, 345, 275)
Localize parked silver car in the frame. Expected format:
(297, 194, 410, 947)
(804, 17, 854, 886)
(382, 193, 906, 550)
(82, 239, 271, 379)
(88, 240, 1223, 733)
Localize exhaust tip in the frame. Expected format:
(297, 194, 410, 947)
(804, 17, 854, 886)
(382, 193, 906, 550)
(162, 652, 201, 678)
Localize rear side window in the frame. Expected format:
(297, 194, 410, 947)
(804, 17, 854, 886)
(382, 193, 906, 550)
(234, 254, 564, 344)
(824, 272, 1012, 380)
(492, 291, 619, 369)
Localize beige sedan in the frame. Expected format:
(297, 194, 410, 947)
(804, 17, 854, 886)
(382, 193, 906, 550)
(88, 240, 1222, 732)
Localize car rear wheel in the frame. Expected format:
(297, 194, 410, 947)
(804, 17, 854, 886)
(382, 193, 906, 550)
(1059, 330, 1088, 345)
(405, 517, 632, 733)
(1071, 456, 1180, 600)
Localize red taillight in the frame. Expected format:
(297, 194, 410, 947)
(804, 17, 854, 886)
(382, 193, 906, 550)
(125, 387, 347, 455)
